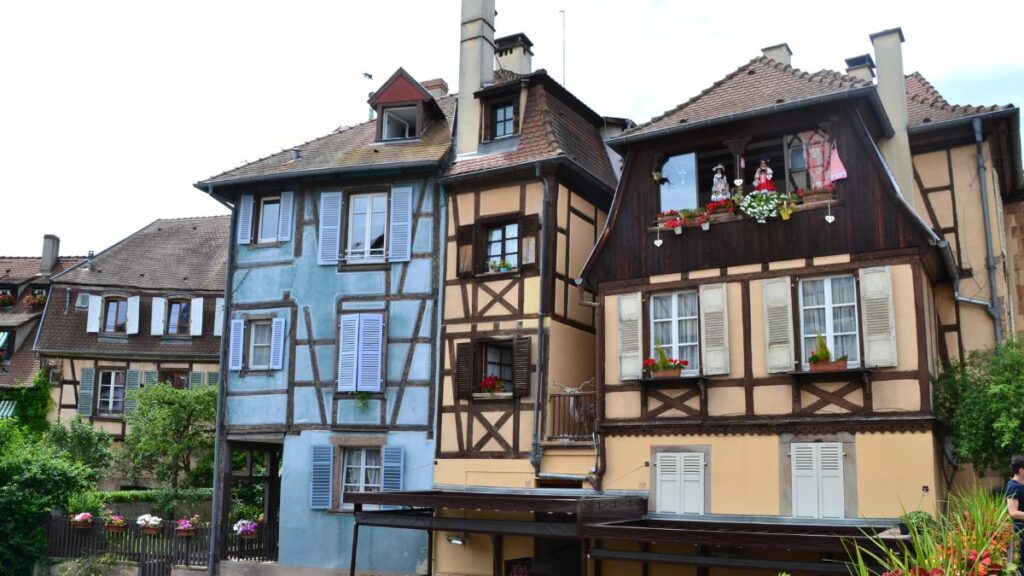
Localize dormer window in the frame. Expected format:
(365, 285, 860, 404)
(382, 106, 418, 140)
(484, 98, 519, 141)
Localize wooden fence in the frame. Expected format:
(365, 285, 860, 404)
(45, 515, 278, 570)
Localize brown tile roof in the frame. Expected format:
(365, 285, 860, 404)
(0, 324, 40, 388)
(446, 75, 617, 190)
(55, 216, 229, 292)
(34, 287, 221, 360)
(200, 95, 455, 186)
(0, 256, 83, 286)
(904, 71, 1014, 129)
(619, 56, 871, 141)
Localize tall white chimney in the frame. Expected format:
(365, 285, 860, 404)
(455, 0, 496, 157)
(40, 235, 59, 275)
(871, 27, 915, 209)
(496, 33, 533, 75)
(761, 43, 792, 66)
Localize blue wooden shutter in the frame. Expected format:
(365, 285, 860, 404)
(238, 195, 254, 245)
(143, 371, 158, 386)
(124, 370, 141, 413)
(357, 314, 383, 392)
(381, 445, 404, 492)
(309, 445, 334, 510)
(277, 191, 294, 242)
(318, 192, 342, 265)
(206, 372, 220, 386)
(337, 315, 359, 392)
(269, 318, 286, 371)
(388, 185, 413, 262)
(77, 368, 95, 417)
(228, 319, 245, 371)
(189, 372, 204, 387)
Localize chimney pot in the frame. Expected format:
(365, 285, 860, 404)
(844, 54, 876, 82)
(870, 27, 915, 208)
(86, 250, 94, 271)
(39, 235, 59, 276)
(421, 78, 450, 98)
(495, 33, 534, 76)
(761, 43, 792, 66)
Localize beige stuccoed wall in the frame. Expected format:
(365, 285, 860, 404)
(855, 431, 938, 516)
(433, 458, 536, 488)
(548, 321, 595, 393)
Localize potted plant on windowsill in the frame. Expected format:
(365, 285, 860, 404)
(0, 294, 14, 308)
(807, 334, 848, 372)
(489, 260, 513, 274)
(70, 512, 94, 529)
(23, 293, 46, 308)
(137, 514, 163, 535)
(479, 374, 506, 395)
(644, 348, 689, 379)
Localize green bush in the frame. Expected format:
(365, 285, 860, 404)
(66, 490, 107, 517)
(45, 417, 113, 482)
(58, 554, 118, 576)
(14, 371, 55, 433)
(101, 487, 213, 504)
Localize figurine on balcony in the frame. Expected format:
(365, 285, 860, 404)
(710, 164, 729, 201)
(753, 159, 775, 192)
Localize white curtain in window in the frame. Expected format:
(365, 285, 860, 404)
(364, 449, 381, 490)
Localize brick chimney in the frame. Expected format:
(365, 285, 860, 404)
(421, 78, 449, 99)
(455, 0, 496, 157)
(496, 33, 533, 75)
(761, 43, 792, 66)
(39, 235, 59, 276)
(844, 54, 876, 83)
(870, 27, 914, 208)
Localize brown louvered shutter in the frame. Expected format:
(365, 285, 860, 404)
(513, 336, 531, 397)
(455, 342, 474, 399)
(456, 225, 476, 278)
(519, 214, 540, 271)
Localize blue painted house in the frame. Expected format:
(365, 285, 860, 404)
(197, 70, 453, 573)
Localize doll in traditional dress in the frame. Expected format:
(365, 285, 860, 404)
(753, 159, 775, 192)
(710, 164, 729, 201)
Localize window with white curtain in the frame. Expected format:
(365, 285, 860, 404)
(97, 371, 126, 414)
(799, 275, 860, 369)
(249, 320, 272, 370)
(342, 447, 382, 499)
(650, 291, 700, 375)
(346, 193, 388, 262)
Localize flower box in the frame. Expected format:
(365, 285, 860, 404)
(70, 521, 93, 530)
(106, 524, 127, 533)
(141, 526, 162, 536)
(648, 368, 681, 379)
(176, 528, 195, 538)
(801, 190, 834, 206)
(239, 531, 259, 541)
(809, 360, 848, 372)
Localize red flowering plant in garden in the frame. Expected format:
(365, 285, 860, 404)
(479, 375, 506, 394)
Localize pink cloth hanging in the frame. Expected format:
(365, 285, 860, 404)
(799, 130, 831, 190)
(829, 143, 847, 182)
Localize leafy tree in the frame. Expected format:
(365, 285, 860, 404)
(45, 417, 113, 481)
(934, 340, 1024, 472)
(0, 420, 94, 576)
(120, 383, 216, 488)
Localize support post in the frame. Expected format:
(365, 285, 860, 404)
(580, 539, 589, 576)
(427, 529, 433, 576)
(492, 534, 503, 576)
(349, 504, 362, 576)
(640, 541, 649, 576)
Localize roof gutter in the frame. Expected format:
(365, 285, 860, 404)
(440, 156, 564, 186)
(608, 86, 891, 151)
(194, 160, 439, 192)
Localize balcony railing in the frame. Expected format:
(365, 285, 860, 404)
(547, 392, 596, 441)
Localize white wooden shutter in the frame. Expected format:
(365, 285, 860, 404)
(680, 452, 705, 514)
(860, 266, 897, 368)
(277, 191, 294, 242)
(269, 317, 286, 370)
(337, 315, 359, 392)
(791, 443, 819, 518)
(309, 445, 333, 509)
(388, 185, 413, 262)
(699, 283, 730, 376)
(86, 296, 102, 333)
(763, 276, 795, 373)
(150, 297, 166, 335)
(213, 298, 225, 337)
(818, 443, 845, 519)
(190, 297, 204, 336)
(126, 296, 140, 335)
(77, 367, 95, 417)
(318, 192, 342, 265)
(124, 370, 141, 413)
(655, 453, 681, 514)
(617, 292, 643, 381)
(357, 314, 384, 392)
(238, 195, 254, 245)
(381, 445, 404, 492)
(228, 319, 245, 371)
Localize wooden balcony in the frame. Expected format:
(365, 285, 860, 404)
(547, 392, 596, 442)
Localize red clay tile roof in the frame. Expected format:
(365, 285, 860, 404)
(619, 56, 871, 140)
(200, 95, 455, 186)
(55, 217, 228, 292)
(904, 71, 1014, 129)
(0, 323, 40, 388)
(446, 75, 617, 190)
(0, 256, 83, 286)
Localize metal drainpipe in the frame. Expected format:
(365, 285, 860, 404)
(208, 185, 235, 576)
(530, 163, 550, 475)
(973, 117, 1003, 345)
(433, 182, 448, 466)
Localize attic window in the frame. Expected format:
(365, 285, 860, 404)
(75, 293, 92, 309)
(382, 106, 417, 140)
(483, 97, 519, 141)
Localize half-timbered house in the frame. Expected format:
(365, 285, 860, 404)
(196, 69, 453, 572)
(34, 217, 227, 489)
(571, 30, 1022, 573)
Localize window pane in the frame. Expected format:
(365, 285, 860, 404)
(835, 334, 859, 361)
(659, 153, 698, 211)
(504, 239, 517, 255)
(372, 195, 387, 212)
(678, 318, 698, 345)
(251, 346, 270, 368)
(168, 304, 180, 334)
(833, 305, 857, 333)
(505, 223, 518, 238)
(803, 308, 826, 336)
(116, 302, 127, 329)
(652, 295, 672, 320)
(370, 211, 386, 250)
(789, 146, 806, 171)
(105, 301, 118, 331)
(678, 292, 697, 317)
(0, 332, 8, 350)
(679, 343, 699, 370)
(259, 200, 280, 241)
(653, 321, 673, 348)
(350, 216, 366, 252)
(505, 254, 518, 268)
(802, 280, 825, 306)
(488, 227, 502, 242)
(252, 323, 271, 346)
(353, 196, 368, 214)
(486, 347, 501, 362)
(488, 242, 502, 257)
(831, 277, 855, 304)
(804, 337, 818, 361)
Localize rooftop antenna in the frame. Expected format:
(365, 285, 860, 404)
(363, 72, 375, 121)
(559, 9, 566, 86)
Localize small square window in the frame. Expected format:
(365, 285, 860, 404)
(166, 299, 191, 336)
(492, 103, 515, 138)
(789, 146, 807, 171)
(258, 197, 281, 244)
(382, 107, 417, 140)
(249, 320, 272, 370)
(482, 342, 514, 392)
(75, 293, 91, 309)
(484, 223, 518, 271)
(103, 298, 128, 334)
(650, 291, 700, 375)
(97, 370, 126, 415)
(346, 192, 388, 262)
(341, 447, 382, 500)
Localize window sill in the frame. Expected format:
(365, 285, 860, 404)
(476, 269, 521, 279)
(238, 369, 275, 377)
(649, 196, 844, 232)
(472, 392, 514, 400)
(338, 260, 389, 271)
(249, 241, 284, 249)
(98, 334, 129, 343)
(161, 335, 193, 343)
(92, 414, 124, 422)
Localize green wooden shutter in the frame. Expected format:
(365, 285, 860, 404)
(77, 368, 95, 417)
(143, 371, 158, 386)
(189, 372, 204, 388)
(124, 370, 141, 413)
(206, 372, 220, 386)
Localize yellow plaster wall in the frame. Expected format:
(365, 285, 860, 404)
(749, 279, 767, 378)
(478, 185, 521, 217)
(604, 389, 640, 419)
(433, 512, 535, 576)
(707, 387, 745, 417)
(433, 458, 536, 488)
(568, 213, 596, 280)
(524, 182, 543, 215)
(726, 282, 745, 379)
(753, 385, 791, 415)
(521, 277, 540, 315)
(855, 432, 938, 516)
(813, 254, 851, 266)
(548, 321, 596, 393)
(891, 264, 920, 372)
(539, 447, 596, 476)
(603, 293, 621, 385)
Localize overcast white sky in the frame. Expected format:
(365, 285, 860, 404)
(2, 1, 1021, 257)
